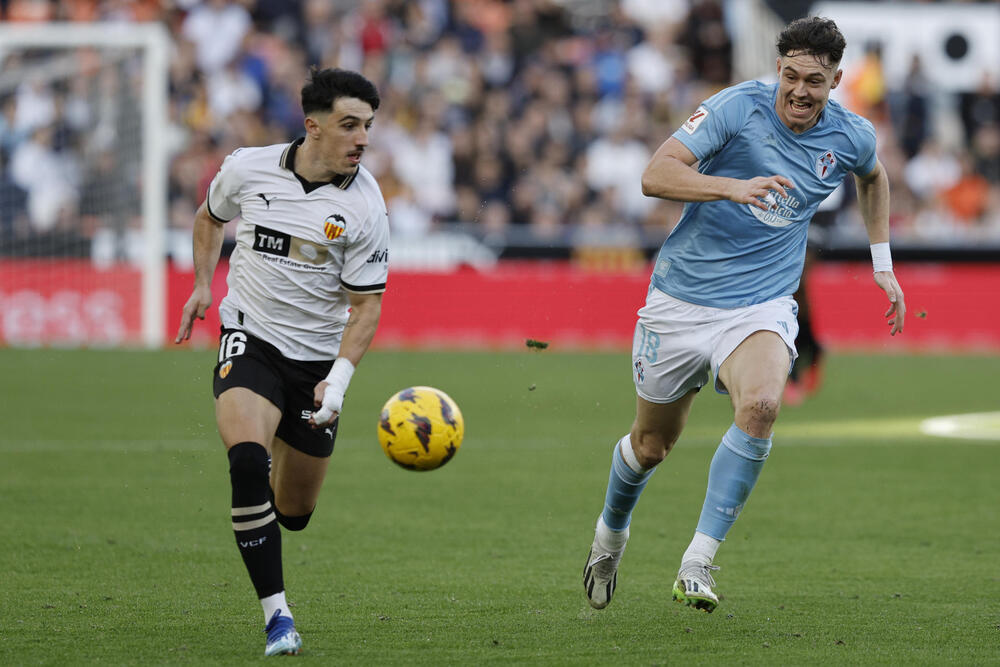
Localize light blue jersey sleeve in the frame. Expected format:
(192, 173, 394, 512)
(673, 83, 757, 163)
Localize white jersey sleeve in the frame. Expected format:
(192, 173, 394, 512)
(206, 150, 244, 222)
(341, 186, 389, 293)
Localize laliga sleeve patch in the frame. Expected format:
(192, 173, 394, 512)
(682, 106, 709, 135)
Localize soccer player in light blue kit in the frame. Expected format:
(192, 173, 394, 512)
(583, 17, 906, 613)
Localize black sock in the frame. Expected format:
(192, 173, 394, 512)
(229, 442, 283, 599)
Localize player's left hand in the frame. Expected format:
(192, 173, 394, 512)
(873, 271, 905, 336)
(309, 381, 342, 427)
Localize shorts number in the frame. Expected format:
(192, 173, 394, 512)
(638, 325, 659, 363)
(219, 331, 247, 362)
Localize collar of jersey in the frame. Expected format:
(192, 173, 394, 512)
(280, 137, 358, 193)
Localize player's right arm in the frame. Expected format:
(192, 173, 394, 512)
(641, 137, 794, 211)
(175, 201, 225, 343)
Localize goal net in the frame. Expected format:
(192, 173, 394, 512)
(0, 23, 168, 347)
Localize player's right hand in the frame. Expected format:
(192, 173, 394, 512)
(733, 175, 795, 210)
(310, 381, 343, 427)
(175, 285, 213, 343)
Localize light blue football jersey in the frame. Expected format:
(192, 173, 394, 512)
(650, 80, 877, 308)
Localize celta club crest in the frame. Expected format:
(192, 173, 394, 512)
(324, 213, 346, 240)
(815, 150, 836, 179)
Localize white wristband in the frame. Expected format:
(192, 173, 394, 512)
(323, 357, 356, 392)
(870, 242, 892, 273)
(312, 357, 355, 423)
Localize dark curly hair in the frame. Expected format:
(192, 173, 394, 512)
(301, 67, 380, 115)
(776, 17, 846, 66)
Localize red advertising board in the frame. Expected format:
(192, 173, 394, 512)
(0, 259, 142, 345)
(3, 258, 998, 351)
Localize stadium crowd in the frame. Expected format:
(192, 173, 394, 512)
(0, 0, 998, 263)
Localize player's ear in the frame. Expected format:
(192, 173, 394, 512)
(831, 69, 843, 89)
(775, 57, 782, 76)
(303, 115, 321, 138)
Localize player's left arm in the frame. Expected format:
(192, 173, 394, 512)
(335, 291, 383, 366)
(310, 290, 384, 427)
(854, 158, 905, 335)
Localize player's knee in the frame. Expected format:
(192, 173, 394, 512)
(736, 395, 781, 431)
(228, 442, 270, 499)
(630, 429, 675, 468)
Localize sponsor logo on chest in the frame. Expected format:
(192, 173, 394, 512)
(252, 224, 328, 266)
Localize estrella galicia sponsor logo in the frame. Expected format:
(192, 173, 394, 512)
(253, 225, 291, 256)
(747, 186, 805, 228)
(366, 248, 388, 264)
(324, 213, 346, 240)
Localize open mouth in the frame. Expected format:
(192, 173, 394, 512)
(788, 99, 812, 117)
(347, 151, 363, 164)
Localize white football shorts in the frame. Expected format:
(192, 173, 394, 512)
(631, 287, 799, 403)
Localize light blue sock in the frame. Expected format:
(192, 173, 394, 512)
(601, 436, 655, 531)
(695, 423, 772, 541)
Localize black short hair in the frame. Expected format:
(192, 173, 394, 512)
(776, 17, 846, 66)
(301, 67, 380, 115)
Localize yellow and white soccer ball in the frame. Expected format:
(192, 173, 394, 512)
(377, 386, 465, 471)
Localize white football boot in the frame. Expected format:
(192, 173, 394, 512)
(672, 561, 721, 613)
(583, 523, 628, 609)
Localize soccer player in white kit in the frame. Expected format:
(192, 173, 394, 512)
(176, 68, 389, 655)
(583, 17, 906, 613)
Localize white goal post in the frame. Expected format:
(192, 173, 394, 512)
(0, 22, 169, 347)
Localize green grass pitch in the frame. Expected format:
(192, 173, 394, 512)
(1, 347, 998, 664)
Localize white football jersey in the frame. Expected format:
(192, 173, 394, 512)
(207, 139, 389, 360)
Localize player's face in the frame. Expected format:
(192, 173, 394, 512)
(775, 51, 842, 134)
(312, 97, 375, 175)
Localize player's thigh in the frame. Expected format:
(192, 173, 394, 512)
(270, 436, 331, 516)
(717, 330, 793, 408)
(713, 297, 798, 401)
(212, 328, 285, 449)
(216, 387, 282, 449)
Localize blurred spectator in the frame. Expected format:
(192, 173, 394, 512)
(389, 109, 455, 219)
(678, 0, 732, 85)
(903, 140, 960, 204)
(10, 125, 78, 233)
(893, 54, 930, 159)
(941, 154, 990, 223)
(584, 120, 653, 222)
(959, 71, 1000, 147)
(0, 148, 29, 241)
(845, 42, 889, 124)
(181, 0, 252, 74)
